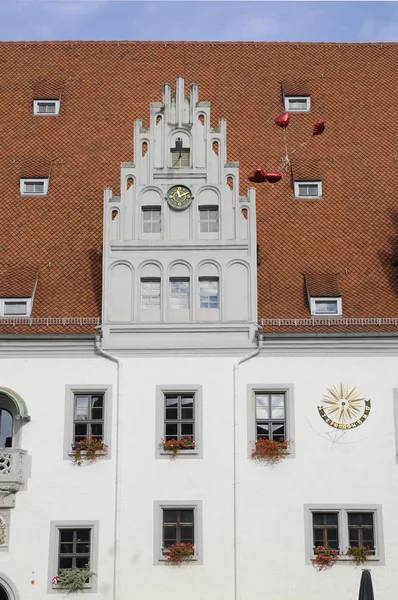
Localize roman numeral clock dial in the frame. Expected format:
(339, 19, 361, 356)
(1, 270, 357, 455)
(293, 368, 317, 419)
(166, 185, 193, 210)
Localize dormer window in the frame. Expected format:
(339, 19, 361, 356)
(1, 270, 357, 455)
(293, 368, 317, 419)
(170, 137, 190, 168)
(33, 99, 60, 115)
(20, 178, 49, 196)
(294, 181, 322, 199)
(0, 298, 32, 317)
(284, 96, 311, 112)
(304, 274, 342, 317)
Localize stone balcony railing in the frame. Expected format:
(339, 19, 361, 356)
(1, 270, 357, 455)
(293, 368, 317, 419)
(0, 449, 27, 505)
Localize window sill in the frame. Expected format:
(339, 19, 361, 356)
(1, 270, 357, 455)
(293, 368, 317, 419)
(158, 555, 199, 564)
(159, 450, 199, 456)
(294, 196, 322, 201)
(311, 555, 380, 564)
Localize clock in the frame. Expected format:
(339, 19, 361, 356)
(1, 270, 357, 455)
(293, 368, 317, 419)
(166, 185, 193, 211)
(317, 383, 371, 430)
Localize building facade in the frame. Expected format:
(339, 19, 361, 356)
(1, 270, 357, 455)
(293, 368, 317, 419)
(0, 41, 397, 600)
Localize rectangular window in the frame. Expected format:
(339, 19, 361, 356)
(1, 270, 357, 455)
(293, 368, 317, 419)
(49, 520, 99, 593)
(312, 512, 339, 550)
(171, 149, 190, 168)
(255, 392, 286, 441)
(73, 394, 104, 446)
(58, 528, 91, 572)
(164, 394, 194, 443)
(162, 508, 194, 552)
(347, 512, 375, 553)
(310, 297, 342, 316)
(20, 178, 49, 196)
(304, 506, 383, 564)
(199, 278, 219, 309)
(285, 96, 311, 112)
(294, 181, 322, 199)
(142, 207, 161, 233)
(199, 207, 219, 233)
(141, 279, 161, 309)
(33, 99, 60, 115)
(170, 279, 190, 309)
(4, 301, 27, 316)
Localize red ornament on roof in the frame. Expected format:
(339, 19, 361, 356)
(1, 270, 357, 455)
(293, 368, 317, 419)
(275, 113, 290, 128)
(313, 119, 325, 136)
(264, 172, 283, 184)
(248, 168, 267, 183)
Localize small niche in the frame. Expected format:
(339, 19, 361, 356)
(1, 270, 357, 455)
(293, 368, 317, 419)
(156, 115, 162, 125)
(198, 114, 205, 126)
(127, 177, 134, 190)
(142, 142, 148, 157)
(227, 176, 234, 191)
(212, 141, 219, 156)
(241, 208, 248, 220)
(111, 209, 118, 221)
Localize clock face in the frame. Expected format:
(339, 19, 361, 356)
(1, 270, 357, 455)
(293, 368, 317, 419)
(166, 185, 193, 211)
(317, 383, 371, 430)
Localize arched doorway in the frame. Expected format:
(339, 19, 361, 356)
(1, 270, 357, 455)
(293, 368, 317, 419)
(0, 584, 9, 600)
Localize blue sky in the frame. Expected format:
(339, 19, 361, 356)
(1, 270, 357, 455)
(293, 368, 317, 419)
(0, 1, 397, 43)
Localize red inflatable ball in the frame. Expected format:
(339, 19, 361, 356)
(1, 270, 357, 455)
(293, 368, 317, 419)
(313, 119, 325, 136)
(275, 112, 290, 128)
(248, 168, 267, 183)
(264, 172, 283, 184)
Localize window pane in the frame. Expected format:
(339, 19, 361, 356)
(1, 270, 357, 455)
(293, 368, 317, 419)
(90, 423, 103, 438)
(59, 557, 73, 570)
(163, 529, 177, 546)
(165, 423, 178, 439)
(60, 542, 73, 554)
(270, 394, 285, 418)
(75, 557, 88, 569)
(75, 397, 89, 420)
(163, 510, 177, 524)
(4, 302, 27, 315)
(312, 513, 324, 526)
(315, 301, 338, 314)
(255, 395, 269, 419)
(256, 423, 269, 438)
(0, 410, 13, 448)
(91, 407, 103, 421)
(181, 423, 193, 437)
(74, 424, 87, 437)
(313, 531, 324, 546)
(349, 530, 359, 546)
(180, 510, 194, 523)
(181, 407, 193, 420)
(326, 513, 338, 526)
(271, 423, 285, 440)
(180, 527, 194, 544)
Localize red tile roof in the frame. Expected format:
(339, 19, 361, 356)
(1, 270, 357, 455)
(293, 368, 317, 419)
(304, 273, 341, 298)
(281, 80, 310, 96)
(0, 41, 397, 335)
(0, 265, 38, 298)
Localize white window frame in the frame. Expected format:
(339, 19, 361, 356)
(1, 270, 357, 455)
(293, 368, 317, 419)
(304, 505, 384, 565)
(63, 385, 113, 460)
(294, 180, 322, 199)
(142, 207, 161, 234)
(199, 277, 219, 309)
(48, 520, 99, 593)
(153, 500, 203, 565)
(170, 149, 190, 169)
(20, 178, 49, 196)
(199, 206, 219, 234)
(0, 298, 31, 317)
(141, 278, 161, 310)
(247, 384, 295, 459)
(169, 278, 190, 310)
(33, 99, 60, 115)
(310, 297, 342, 316)
(284, 95, 311, 112)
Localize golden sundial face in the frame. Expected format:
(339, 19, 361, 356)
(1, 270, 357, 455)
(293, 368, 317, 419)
(166, 185, 193, 211)
(318, 384, 371, 430)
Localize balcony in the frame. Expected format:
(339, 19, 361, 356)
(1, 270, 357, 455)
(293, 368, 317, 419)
(0, 449, 27, 506)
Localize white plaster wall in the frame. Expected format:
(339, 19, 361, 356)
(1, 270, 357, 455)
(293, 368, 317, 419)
(1, 352, 398, 599)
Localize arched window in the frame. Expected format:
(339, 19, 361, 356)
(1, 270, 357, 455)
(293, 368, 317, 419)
(0, 585, 8, 600)
(0, 389, 30, 449)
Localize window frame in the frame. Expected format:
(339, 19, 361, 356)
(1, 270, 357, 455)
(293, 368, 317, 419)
(304, 505, 384, 565)
(170, 148, 190, 169)
(153, 501, 203, 565)
(33, 99, 61, 115)
(310, 296, 342, 317)
(63, 385, 112, 460)
(199, 277, 219, 309)
(48, 521, 99, 593)
(294, 180, 322, 200)
(198, 206, 219, 234)
(155, 385, 203, 459)
(141, 206, 161, 234)
(284, 95, 311, 113)
(247, 384, 295, 459)
(140, 278, 161, 310)
(0, 298, 32, 318)
(72, 393, 105, 449)
(20, 178, 49, 196)
(169, 278, 190, 310)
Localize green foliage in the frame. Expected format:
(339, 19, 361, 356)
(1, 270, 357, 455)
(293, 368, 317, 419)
(54, 568, 94, 594)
